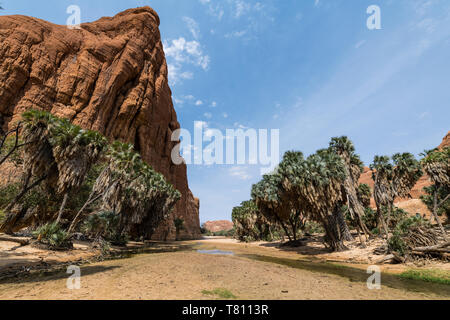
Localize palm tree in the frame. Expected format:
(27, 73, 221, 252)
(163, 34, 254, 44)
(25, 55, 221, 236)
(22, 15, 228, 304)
(357, 184, 372, 208)
(371, 153, 423, 236)
(0, 111, 57, 233)
(251, 172, 295, 242)
(50, 118, 108, 224)
(277, 149, 349, 251)
(329, 137, 371, 243)
(69, 142, 181, 240)
(370, 156, 392, 236)
(232, 200, 273, 241)
(421, 148, 449, 239)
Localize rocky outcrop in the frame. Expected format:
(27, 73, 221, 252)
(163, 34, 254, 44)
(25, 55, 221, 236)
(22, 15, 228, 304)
(0, 7, 200, 239)
(359, 131, 450, 217)
(438, 131, 450, 149)
(203, 220, 234, 233)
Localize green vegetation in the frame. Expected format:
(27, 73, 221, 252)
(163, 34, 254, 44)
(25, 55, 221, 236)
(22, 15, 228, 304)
(0, 110, 181, 250)
(232, 135, 447, 260)
(251, 141, 358, 251)
(421, 185, 450, 219)
(201, 288, 237, 299)
(32, 222, 72, 250)
(421, 147, 450, 238)
(232, 200, 277, 242)
(398, 269, 450, 285)
(388, 216, 438, 256)
(174, 218, 185, 241)
(370, 153, 423, 236)
(82, 211, 128, 246)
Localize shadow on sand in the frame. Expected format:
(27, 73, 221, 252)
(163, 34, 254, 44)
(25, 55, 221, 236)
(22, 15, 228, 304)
(0, 265, 121, 285)
(238, 253, 450, 297)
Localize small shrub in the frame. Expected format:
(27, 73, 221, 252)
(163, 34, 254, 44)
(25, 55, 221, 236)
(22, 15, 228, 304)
(201, 288, 237, 299)
(212, 228, 235, 237)
(0, 209, 5, 223)
(362, 208, 378, 231)
(82, 211, 128, 246)
(304, 221, 324, 235)
(389, 207, 408, 228)
(33, 222, 73, 250)
(0, 183, 20, 209)
(388, 216, 438, 256)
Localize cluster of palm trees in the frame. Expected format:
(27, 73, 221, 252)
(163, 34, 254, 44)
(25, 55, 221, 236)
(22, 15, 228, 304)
(233, 136, 449, 253)
(421, 147, 450, 240)
(232, 200, 275, 242)
(0, 110, 181, 244)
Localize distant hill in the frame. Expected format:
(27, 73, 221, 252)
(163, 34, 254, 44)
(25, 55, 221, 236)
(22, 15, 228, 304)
(203, 220, 234, 233)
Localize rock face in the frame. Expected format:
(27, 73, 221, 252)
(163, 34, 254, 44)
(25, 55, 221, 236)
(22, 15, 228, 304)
(0, 7, 200, 239)
(359, 131, 450, 217)
(203, 220, 234, 233)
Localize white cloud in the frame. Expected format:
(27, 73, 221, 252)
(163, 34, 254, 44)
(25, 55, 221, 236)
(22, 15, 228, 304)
(233, 0, 251, 18)
(165, 38, 210, 70)
(174, 95, 212, 107)
(354, 40, 366, 49)
(183, 17, 201, 39)
(229, 166, 252, 180)
(223, 112, 228, 118)
(195, 121, 208, 129)
(418, 111, 430, 119)
(168, 64, 194, 84)
(173, 96, 184, 105)
(225, 30, 247, 38)
(204, 112, 213, 119)
(210, 101, 217, 107)
(164, 37, 210, 85)
(233, 122, 249, 129)
(200, 0, 274, 40)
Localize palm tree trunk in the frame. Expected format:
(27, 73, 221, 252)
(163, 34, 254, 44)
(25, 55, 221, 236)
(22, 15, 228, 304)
(337, 209, 353, 241)
(0, 123, 21, 166)
(356, 226, 366, 247)
(68, 192, 103, 233)
(280, 221, 292, 242)
(432, 190, 447, 240)
(56, 193, 69, 224)
(386, 203, 393, 229)
(289, 215, 298, 241)
(323, 217, 348, 252)
(376, 204, 389, 237)
(343, 180, 370, 240)
(4, 173, 47, 212)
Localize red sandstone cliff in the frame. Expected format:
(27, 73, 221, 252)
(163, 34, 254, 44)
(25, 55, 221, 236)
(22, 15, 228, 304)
(359, 131, 450, 216)
(0, 7, 200, 239)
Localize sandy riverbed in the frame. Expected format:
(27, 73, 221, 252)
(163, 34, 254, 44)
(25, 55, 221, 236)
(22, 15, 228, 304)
(0, 238, 448, 300)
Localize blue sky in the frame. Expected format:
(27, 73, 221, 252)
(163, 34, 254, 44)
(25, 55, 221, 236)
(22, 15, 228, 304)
(2, 0, 450, 224)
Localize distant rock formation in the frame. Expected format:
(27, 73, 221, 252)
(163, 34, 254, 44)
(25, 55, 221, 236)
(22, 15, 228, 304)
(359, 131, 450, 217)
(203, 220, 234, 233)
(0, 7, 200, 239)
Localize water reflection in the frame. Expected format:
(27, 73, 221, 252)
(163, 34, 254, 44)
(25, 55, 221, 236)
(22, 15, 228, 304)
(197, 249, 234, 256)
